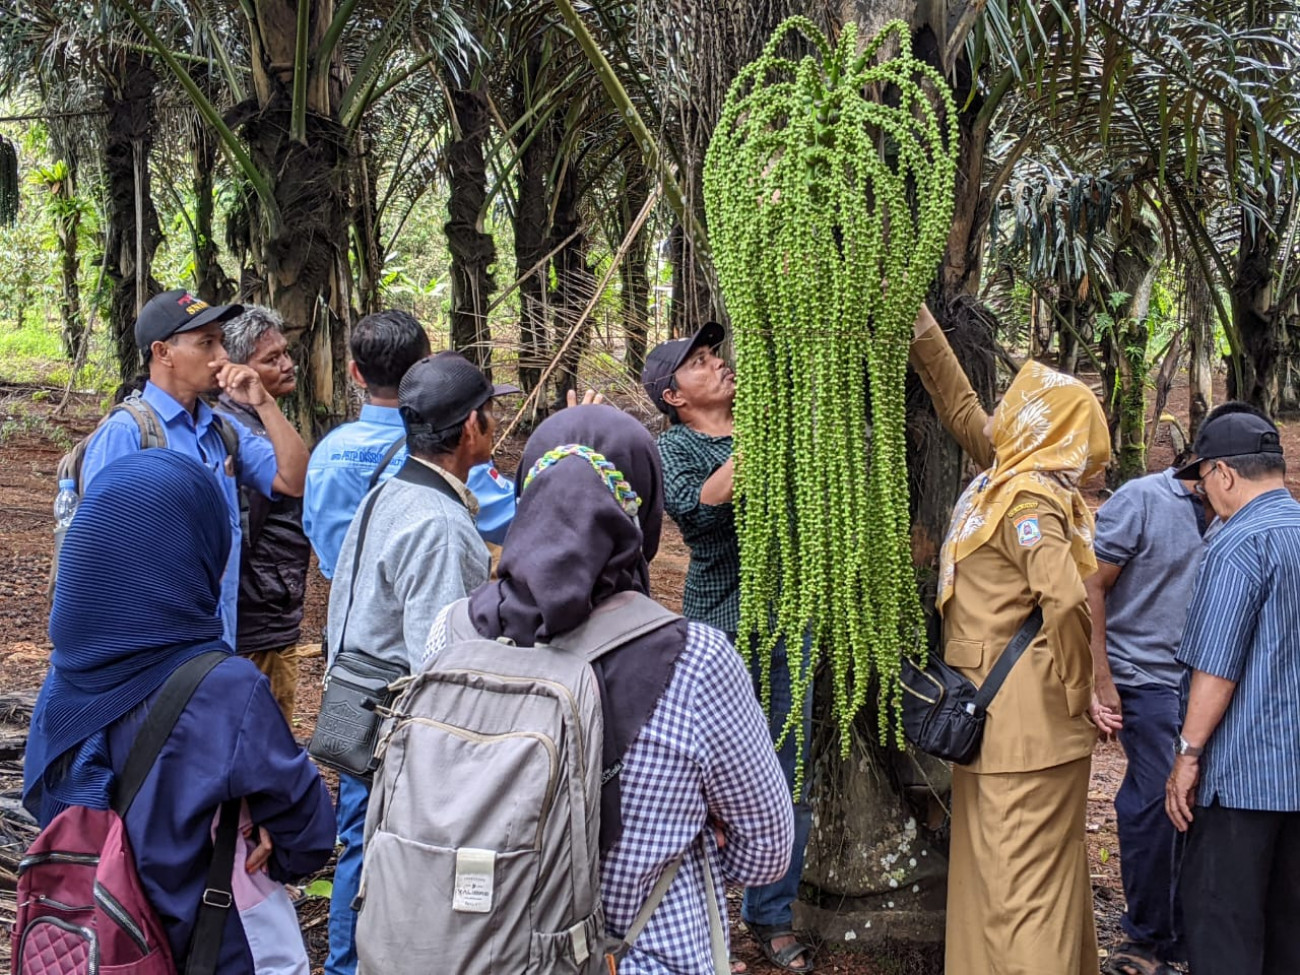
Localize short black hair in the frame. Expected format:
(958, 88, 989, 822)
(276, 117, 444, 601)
(351, 310, 431, 392)
(404, 401, 491, 458)
(1219, 451, 1287, 480)
(1205, 400, 1277, 429)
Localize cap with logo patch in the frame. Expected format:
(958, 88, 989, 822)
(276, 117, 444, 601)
(640, 321, 726, 414)
(134, 289, 245, 350)
(398, 351, 521, 436)
(1172, 411, 1283, 480)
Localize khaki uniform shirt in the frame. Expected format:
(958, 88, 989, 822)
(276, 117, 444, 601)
(911, 327, 1096, 773)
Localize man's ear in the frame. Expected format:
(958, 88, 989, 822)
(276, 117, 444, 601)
(149, 340, 171, 368)
(347, 360, 367, 388)
(661, 384, 685, 410)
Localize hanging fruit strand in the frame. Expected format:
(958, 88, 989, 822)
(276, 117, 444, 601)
(704, 18, 959, 774)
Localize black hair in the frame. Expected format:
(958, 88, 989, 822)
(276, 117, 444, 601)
(404, 402, 491, 458)
(351, 310, 431, 392)
(1205, 400, 1277, 429)
(1219, 452, 1287, 480)
(113, 374, 149, 405)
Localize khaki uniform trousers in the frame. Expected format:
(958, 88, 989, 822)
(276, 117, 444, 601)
(946, 756, 1099, 975)
(244, 645, 299, 727)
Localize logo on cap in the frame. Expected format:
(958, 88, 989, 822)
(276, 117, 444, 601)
(177, 293, 210, 316)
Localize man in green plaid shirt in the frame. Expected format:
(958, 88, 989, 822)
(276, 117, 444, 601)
(643, 324, 814, 974)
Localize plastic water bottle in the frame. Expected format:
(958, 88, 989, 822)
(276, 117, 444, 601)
(54, 478, 79, 531)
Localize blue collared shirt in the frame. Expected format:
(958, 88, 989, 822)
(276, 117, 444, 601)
(302, 404, 515, 579)
(79, 383, 279, 647)
(1177, 488, 1300, 812)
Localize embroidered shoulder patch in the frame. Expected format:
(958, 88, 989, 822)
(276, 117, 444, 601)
(1016, 517, 1042, 547)
(1007, 500, 1039, 519)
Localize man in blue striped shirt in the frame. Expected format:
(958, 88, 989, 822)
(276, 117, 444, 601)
(1166, 407, 1300, 975)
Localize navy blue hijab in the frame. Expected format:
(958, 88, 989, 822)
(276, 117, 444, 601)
(24, 450, 232, 823)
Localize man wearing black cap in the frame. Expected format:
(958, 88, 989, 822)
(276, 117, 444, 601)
(79, 289, 309, 649)
(321, 350, 519, 975)
(1164, 404, 1300, 975)
(642, 325, 813, 974)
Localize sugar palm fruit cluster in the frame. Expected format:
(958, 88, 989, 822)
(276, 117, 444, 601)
(704, 17, 958, 766)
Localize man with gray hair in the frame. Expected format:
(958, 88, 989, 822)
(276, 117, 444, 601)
(215, 305, 308, 724)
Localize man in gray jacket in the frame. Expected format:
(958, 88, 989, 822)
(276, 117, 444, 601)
(323, 350, 518, 975)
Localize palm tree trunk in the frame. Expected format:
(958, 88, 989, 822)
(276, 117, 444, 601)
(549, 162, 591, 402)
(102, 55, 161, 383)
(513, 46, 550, 399)
(1228, 202, 1282, 414)
(1185, 258, 1214, 437)
(619, 157, 652, 376)
(446, 86, 496, 377)
(192, 115, 232, 303)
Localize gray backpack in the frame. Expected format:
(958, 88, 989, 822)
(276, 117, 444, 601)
(355, 591, 729, 974)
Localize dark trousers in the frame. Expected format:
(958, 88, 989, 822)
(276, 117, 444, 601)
(1181, 800, 1300, 975)
(1114, 683, 1185, 959)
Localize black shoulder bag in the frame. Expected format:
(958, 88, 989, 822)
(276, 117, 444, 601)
(308, 483, 408, 779)
(900, 607, 1043, 765)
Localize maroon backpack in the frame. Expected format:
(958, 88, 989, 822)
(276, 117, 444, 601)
(13, 652, 238, 975)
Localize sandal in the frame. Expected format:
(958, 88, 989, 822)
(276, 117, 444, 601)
(1104, 941, 1178, 975)
(746, 923, 814, 973)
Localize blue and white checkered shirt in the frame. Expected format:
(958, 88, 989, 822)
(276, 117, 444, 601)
(424, 614, 793, 972)
(1177, 488, 1300, 812)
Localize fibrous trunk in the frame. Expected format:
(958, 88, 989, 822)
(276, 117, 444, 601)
(102, 55, 162, 383)
(513, 44, 551, 400)
(446, 86, 496, 376)
(1105, 218, 1163, 485)
(619, 156, 652, 376)
(549, 159, 592, 403)
(1227, 203, 1281, 415)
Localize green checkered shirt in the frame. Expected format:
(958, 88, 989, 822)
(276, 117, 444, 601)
(657, 423, 739, 634)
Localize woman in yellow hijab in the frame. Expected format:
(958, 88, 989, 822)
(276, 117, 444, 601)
(909, 304, 1115, 975)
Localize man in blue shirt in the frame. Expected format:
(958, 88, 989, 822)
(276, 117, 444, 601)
(302, 310, 515, 581)
(80, 289, 309, 648)
(1166, 407, 1300, 975)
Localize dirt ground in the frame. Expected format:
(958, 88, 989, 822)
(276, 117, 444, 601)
(0, 372, 1292, 973)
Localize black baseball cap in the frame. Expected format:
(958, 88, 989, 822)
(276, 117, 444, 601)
(640, 321, 726, 414)
(398, 351, 521, 435)
(134, 289, 244, 350)
(1173, 411, 1283, 480)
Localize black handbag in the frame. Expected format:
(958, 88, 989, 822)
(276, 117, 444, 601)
(900, 607, 1043, 765)
(309, 481, 408, 779)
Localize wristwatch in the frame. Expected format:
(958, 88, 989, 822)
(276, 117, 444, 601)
(1175, 734, 1204, 758)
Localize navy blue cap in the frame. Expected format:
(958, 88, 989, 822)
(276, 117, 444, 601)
(640, 322, 726, 414)
(1173, 411, 1283, 480)
(134, 289, 243, 350)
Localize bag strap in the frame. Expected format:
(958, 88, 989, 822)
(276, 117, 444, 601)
(368, 435, 407, 491)
(335, 484, 388, 656)
(111, 651, 229, 816)
(698, 843, 730, 975)
(118, 394, 167, 451)
(546, 591, 681, 662)
(611, 836, 728, 973)
(611, 853, 681, 961)
(972, 606, 1044, 711)
(210, 415, 241, 474)
(184, 797, 240, 975)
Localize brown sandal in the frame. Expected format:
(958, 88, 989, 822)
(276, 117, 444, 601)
(1104, 942, 1178, 975)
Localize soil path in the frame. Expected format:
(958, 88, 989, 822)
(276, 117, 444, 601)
(3, 375, 1295, 973)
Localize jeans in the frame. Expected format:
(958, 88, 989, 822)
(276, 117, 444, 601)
(325, 772, 370, 975)
(736, 634, 814, 929)
(1114, 683, 1185, 960)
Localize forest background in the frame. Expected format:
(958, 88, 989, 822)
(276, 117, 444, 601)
(0, 0, 1297, 967)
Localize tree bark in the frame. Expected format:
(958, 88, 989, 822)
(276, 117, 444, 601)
(1104, 217, 1164, 485)
(513, 44, 551, 401)
(549, 161, 593, 403)
(445, 86, 496, 377)
(1185, 257, 1214, 438)
(102, 55, 162, 384)
(619, 157, 653, 377)
(192, 112, 233, 304)
(1227, 203, 1281, 415)
(237, 0, 354, 439)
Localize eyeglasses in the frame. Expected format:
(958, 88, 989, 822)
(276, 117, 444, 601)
(1194, 461, 1224, 497)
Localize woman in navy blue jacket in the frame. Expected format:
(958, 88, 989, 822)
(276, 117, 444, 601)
(25, 449, 336, 973)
